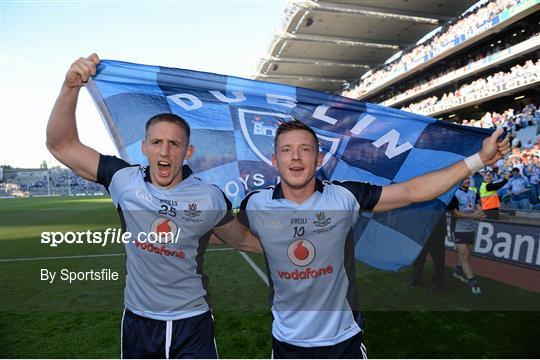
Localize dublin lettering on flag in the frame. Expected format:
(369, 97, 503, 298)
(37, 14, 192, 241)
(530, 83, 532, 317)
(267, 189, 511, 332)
(87, 59, 492, 271)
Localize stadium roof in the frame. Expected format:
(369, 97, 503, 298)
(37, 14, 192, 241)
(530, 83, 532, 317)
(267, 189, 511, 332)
(254, 0, 479, 92)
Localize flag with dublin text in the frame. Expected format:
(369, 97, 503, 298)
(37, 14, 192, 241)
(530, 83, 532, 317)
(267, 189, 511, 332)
(87, 59, 491, 271)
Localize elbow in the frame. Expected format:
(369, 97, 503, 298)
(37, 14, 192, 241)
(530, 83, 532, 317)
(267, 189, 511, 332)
(46, 137, 71, 163)
(45, 138, 56, 153)
(245, 245, 263, 255)
(46, 138, 62, 159)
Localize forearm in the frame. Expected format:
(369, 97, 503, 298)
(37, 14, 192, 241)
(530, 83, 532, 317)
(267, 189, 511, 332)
(486, 179, 507, 191)
(46, 84, 81, 154)
(213, 219, 263, 254)
(453, 210, 478, 220)
(405, 160, 470, 204)
(375, 159, 472, 212)
(376, 128, 510, 212)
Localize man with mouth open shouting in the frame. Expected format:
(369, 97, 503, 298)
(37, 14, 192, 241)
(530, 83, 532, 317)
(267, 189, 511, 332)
(46, 54, 262, 359)
(238, 120, 510, 358)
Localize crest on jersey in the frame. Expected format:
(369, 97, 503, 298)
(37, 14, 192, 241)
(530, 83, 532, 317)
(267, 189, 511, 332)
(184, 202, 201, 218)
(236, 108, 340, 168)
(313, 212, 331, 227)
(287, 239, 316, 267)
(150, 217, 178, 243)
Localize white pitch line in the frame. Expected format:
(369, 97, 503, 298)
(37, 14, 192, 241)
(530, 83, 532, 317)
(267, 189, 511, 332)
(0, 247, 234, 263)
(239, 251, 269, 286)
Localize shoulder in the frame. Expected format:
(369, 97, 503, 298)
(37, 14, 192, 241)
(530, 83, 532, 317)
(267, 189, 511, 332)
(193, 176, 223, 192)
(328, 179, 381, 193)
(326, 180, 382, 211)
(97, 155, 138, 190)
(186, 177, 231, 206)
(240, 187, 273, 210)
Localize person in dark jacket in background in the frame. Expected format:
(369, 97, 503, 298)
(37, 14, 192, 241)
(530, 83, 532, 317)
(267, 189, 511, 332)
(405, 200, 457, 292)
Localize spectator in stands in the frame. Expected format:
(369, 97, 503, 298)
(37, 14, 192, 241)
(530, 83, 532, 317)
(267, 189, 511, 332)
(526, 155, 540, 207)
(508, 154, 524, 174)
(345, 0, 523, 98)
(400, 60, 540, 115)
(506, 167, 531, 210)
(523, 102, 537, 126)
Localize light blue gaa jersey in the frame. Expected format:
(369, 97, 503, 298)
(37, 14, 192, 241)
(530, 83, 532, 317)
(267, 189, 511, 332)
(453, 188, 478, 233)
(239, 179, 382, 347)
(96, 155, 232, 321)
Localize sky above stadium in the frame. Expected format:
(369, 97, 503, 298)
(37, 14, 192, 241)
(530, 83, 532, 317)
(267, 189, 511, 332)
(1, 0, 285, 168)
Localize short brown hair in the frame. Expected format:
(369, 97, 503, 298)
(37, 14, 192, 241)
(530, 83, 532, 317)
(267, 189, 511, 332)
(274, 120, 319, 151)
(145, 113, 190, 142)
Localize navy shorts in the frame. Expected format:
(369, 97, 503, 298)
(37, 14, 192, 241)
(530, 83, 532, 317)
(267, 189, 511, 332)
(454, 232, 475, 245)
(121, 309, 218, 359)
(272, 331, 367, 359)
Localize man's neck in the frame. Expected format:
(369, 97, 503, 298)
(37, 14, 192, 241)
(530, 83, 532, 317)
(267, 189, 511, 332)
(281, 179, 316, 204)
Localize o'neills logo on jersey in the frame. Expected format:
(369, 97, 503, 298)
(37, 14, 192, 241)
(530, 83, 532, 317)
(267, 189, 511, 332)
(150, 217, 178, 243)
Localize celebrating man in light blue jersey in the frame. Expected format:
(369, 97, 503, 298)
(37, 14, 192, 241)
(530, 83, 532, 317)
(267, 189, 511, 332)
(238, 120, 510, 358)
(46, 54, 261, 359)
(451, 177, 485, 295)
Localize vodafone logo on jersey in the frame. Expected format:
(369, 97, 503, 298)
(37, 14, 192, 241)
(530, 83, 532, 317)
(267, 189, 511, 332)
(287, 240, 316, 267)
(150, 217, 178, 243)
(279, 240, 333, 280)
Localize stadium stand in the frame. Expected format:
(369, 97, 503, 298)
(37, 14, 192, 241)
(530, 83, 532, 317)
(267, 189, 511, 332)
(256, 0, 540, 213)
(0, 167, 105, 198)
(342, 0, 538, 99)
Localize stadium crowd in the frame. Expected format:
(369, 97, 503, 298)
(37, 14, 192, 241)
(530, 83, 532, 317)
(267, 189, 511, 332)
(482, 149, 540, 210)
(372, 28, 539, 105)
(459, 102, 540, 210)
(0, 168, 105, 197)
(343, 0, 527, 98)
(400, 59, 539, 115)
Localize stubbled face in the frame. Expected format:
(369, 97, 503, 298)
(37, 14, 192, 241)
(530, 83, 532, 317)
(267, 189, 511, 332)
(272, 129, 322, 191)
(142, 121, 193, 189)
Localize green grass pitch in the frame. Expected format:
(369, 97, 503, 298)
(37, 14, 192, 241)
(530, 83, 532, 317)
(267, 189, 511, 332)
(1, 196, 539, 358)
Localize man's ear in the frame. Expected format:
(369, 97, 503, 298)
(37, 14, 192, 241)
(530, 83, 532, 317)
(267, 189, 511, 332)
(141, 139, 147, 156)
(317, 150, 323, 167)
(185, 144, 195, 160)
(272, 153, 277, 169)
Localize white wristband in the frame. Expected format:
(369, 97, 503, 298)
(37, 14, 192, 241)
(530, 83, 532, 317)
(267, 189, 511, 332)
(464, 153, 484, 173)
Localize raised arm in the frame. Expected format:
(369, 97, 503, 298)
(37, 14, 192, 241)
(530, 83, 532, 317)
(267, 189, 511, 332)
(373, 128, 510, 212)
(452, 209, 485, 221)
(46, 54, 101, 181)
(212, 218, 263, 254)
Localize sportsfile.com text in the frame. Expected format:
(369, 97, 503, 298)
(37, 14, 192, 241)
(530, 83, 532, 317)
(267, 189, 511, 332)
(40, 228, 181, 247)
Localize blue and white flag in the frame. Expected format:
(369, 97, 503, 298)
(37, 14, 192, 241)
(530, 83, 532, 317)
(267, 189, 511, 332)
(87, 60, 492, 271)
